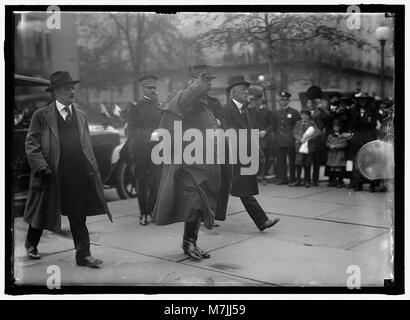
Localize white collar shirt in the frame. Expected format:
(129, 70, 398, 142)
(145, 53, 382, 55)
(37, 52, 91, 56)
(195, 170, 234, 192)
(56, 100, 72, 121)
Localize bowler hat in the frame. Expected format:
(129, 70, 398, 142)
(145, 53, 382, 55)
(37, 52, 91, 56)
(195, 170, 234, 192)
(189, 65, 216, 80)
(226, 75, 251, 93)
(306, 85, 322, 100)
(46, 71, 80, 92)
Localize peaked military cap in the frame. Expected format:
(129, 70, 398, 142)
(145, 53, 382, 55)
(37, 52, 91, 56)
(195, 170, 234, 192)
(278, 90, 291, 98)
(139, 75, 159, 87)
(188, 65, 216, 80)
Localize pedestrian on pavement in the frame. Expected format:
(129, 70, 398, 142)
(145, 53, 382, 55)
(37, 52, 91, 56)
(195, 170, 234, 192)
(246, 85, 274, 185)
(305, 85, 330, 186)
(290, 109, 320, 188)
(23, 71, 113, 267)
(222, 75, 280, 232)
(152, 65, 230, 260)
(126, 75, 163, 225)
(272, 90, 301, 185)
(326, 119, 348, 188)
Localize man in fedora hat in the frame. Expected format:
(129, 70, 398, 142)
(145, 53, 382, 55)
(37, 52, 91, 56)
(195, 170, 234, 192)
(273, 90, 301, 185)
(152, 65, 230, 260)
(222, 75, 280, 232)
(23, 71, 112, 267)
(126, 74, 162, 225)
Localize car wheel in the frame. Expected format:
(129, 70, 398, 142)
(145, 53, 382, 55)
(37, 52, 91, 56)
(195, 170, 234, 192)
(115, 160, 138, 199)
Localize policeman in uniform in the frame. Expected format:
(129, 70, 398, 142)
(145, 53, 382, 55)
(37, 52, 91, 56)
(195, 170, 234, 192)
(273, 90, 301, 185)
(126, 75, 162, 225)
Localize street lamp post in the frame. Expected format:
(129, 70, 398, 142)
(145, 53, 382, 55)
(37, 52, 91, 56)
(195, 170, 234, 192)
(258, 74, 280, 111)
(375, 26, 391, 98)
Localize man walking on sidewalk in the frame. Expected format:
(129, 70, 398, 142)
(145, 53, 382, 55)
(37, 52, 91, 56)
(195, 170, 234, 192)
(152, 65, 230, 260)
(23, 71, 112, 268)
(126, 75, 162, 225)
(222, 75, 280, 231)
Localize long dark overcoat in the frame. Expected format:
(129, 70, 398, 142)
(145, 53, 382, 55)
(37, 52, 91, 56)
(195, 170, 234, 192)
(348, 105, 379, 160)
(23, 102, 111, 233)
(152, 82, 231, 229)
(222, 100, 259, 198)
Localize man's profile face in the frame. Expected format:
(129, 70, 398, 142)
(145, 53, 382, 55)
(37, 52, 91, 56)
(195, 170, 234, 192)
(232, 85, 248, 103)
(141, 85, 158, 100)
(54, 84, 75, 106)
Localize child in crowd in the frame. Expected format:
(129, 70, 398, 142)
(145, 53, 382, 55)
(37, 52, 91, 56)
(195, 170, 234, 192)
(290, 110, 320, 188)
(326, 119, 348, 188)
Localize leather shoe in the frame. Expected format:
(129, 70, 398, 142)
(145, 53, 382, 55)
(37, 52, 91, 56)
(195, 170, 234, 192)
(275, 180, 288, 185)
(139, 215, 148, 226)
(195, 245, 211, 259)
(182, 240, 202, 260)
(77, 256, 103, 268)
(258, 217, 280, 231)
(26, 246, 41, 260)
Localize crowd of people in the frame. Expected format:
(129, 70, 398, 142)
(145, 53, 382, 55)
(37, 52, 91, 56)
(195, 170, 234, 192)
(248, 85, 394, 192)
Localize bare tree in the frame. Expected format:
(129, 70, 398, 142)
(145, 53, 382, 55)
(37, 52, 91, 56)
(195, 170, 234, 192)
(198, 13, 370, 89)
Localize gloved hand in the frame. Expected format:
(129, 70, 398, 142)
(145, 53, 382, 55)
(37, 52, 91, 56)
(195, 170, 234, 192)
(36, 166, 52, 178)
(191, 72, 212, 96)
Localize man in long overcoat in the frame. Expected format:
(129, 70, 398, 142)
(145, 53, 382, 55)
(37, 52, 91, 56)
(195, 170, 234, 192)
(152, 65, 230, 260)
(23, 71, 112, 267)
(222, 75, 280, 231)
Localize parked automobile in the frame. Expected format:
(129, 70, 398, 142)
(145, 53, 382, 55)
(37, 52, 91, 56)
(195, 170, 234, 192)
(13, 74, 136, 217)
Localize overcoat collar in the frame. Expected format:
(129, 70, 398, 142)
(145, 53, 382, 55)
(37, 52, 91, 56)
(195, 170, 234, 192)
(44, 101, 85, 143)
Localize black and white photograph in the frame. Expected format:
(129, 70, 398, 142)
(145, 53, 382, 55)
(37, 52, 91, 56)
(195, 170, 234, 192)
(4, 3, 403, 295)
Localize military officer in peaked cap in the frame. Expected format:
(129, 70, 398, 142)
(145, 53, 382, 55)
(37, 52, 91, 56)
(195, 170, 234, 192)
(126, 75, 162, 225)
(273, 90, 301, 185)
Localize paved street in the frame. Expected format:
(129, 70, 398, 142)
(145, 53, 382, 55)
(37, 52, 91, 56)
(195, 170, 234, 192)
(13, 183, 393, 287)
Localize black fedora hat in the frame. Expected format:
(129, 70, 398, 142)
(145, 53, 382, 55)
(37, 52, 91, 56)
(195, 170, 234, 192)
(46, 71, 80, 92)
(226, 75, 251, 93)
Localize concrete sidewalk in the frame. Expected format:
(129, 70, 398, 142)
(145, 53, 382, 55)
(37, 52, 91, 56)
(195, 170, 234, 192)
(13, 183, 393, 287)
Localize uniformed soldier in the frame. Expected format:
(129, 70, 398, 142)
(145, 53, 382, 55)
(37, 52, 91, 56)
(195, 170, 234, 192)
(273, 90, 301, 185)
(126, 75, 162, 225)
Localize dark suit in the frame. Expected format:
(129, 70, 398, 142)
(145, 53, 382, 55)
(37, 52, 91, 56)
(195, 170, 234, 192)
(273, 106, 301, 183)
(126, 96, 162, 216)
(222, 100, 269, 228)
